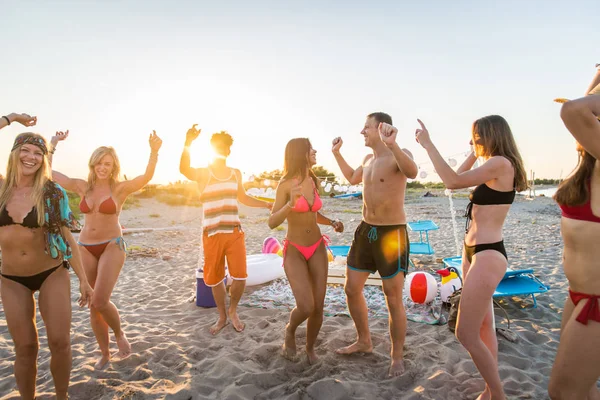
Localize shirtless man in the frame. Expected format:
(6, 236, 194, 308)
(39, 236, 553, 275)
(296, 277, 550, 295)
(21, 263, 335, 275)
(332, 112, 418, 376)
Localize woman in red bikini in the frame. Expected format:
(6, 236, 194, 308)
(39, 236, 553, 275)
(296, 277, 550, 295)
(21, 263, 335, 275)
(0, 113, 93, 399)
(269, 138, 343, 363)
(49, 130, 162, 369)
(549, 65, 600, 400)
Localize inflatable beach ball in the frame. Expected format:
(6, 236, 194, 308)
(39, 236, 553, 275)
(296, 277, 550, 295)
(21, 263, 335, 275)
(262, 237, 282, 255)
(404, 272, 438, 304)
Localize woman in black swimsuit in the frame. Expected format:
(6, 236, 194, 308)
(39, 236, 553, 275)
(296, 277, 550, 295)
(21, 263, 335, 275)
(0, 113, 93, 400)
(416, 116, 527, 400)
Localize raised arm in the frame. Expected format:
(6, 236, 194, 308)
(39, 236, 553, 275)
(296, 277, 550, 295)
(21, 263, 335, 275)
(457, 140, 478, 174)
(179, 124, 204, 181)
(46, 130, 87, 194)
(48, 130, 69, 165)
(585, 65, 600, 96)
(0, 112, 37, 130)
(119, 131, 162, 196)
(561, 94, 600, 160)
(416, 119, 511, 189)
(457, 151, 478, 174)
(378, 123, 418, 179)
(235, 169, 272, 209)
(268, 179, 300, 229)
(332, 137, 363, 184)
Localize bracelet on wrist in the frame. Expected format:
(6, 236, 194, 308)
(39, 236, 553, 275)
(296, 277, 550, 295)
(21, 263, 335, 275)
(2, 116, 10, 125)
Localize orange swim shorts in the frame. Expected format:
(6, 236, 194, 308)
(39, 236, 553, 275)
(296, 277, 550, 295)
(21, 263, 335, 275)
(202, 227, 247, 286)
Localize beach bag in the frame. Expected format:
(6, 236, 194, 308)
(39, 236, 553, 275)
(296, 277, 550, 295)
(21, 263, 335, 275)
(447, 288, 462, 333)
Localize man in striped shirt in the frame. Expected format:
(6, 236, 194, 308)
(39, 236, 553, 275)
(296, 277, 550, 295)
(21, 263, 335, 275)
(180, 125, 272, 334)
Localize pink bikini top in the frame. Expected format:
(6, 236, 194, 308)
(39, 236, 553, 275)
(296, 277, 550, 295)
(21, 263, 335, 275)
(291, 179, 322, 213)
(559, 182, 600, 224)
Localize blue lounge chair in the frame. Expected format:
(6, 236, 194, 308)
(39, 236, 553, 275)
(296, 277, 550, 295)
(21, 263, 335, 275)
(333, 192, 362, 199)
(442, 256, 549, 307)
(407, 220, 438, 255)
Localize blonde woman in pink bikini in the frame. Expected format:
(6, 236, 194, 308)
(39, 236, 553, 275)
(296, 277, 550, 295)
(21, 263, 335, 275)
(269, 138, 343, 364)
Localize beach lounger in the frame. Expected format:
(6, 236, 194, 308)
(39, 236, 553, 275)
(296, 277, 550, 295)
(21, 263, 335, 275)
(442, 256, 549, 307)
(333, 192, 362, 199)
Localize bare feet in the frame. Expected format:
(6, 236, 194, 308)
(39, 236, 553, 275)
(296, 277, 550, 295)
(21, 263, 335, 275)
(228, 309, 245, 332)
(94, 353, 110, 370)
(335, 341, 373, 355)
(475, 386, 492, 400)
(306, 348, 319, 364)
(281, 324, 297, 360)
(209, 318, 229, 335)
(115, 332, 132, 359)
(388, 358, 405, 377)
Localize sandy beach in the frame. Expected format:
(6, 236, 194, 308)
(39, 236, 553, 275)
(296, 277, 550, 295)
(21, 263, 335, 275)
(0, 191, 582, 399)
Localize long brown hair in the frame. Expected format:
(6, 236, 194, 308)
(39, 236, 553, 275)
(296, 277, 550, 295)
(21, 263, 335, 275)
(87, 146, 121, 192)
(472, 115, 528, 192)
(0, 133, 51, 226)
(554, 144, 596, 206)
(282, 138, 318, 187)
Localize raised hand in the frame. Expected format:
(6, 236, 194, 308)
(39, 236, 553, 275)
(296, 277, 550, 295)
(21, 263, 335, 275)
(415, 119, 433, 149)
(288, 180, 303, 208)
(10, 113, 37, 127)
(332, 137, 343, 153)
(78, 282, 94, 308)
(186, 124, 201, 143)
(51, 130, 69, 146)
(149, 130, 163, 153)
(378, 123, 398, 147)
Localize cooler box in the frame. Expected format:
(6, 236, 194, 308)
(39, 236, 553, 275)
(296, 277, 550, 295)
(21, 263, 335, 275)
(196, 270, 219, 308)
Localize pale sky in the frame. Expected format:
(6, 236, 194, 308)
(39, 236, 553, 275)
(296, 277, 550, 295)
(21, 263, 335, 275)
(1, 0, 596, 184)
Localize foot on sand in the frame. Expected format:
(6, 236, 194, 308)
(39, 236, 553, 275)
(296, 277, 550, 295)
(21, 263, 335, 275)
(281, 324, 297, 360)
(115, 332, 132, 359)
(228, 309, 245, 332)
(388, 359, 405, 377)
(306, 348, 319, 364)
(335, 341, 373, 355)
(209, 318, 229, 335)
(475, 386, 492, 400)
(94, 353, 110, 370)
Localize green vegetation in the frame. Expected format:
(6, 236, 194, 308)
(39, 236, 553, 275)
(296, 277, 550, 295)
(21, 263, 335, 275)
(532, 178, 560, 185)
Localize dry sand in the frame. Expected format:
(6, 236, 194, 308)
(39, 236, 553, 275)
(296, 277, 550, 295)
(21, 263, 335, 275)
(0, 191, 589, 399)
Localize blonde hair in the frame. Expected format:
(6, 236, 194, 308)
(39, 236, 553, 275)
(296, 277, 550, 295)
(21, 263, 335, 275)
(0, 133, 51, 226)
(472, 115, 528, 192)
(87, 146, 120, 192)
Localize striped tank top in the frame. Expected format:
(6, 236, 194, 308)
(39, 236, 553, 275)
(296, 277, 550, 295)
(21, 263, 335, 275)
(201, 168, 241, 236)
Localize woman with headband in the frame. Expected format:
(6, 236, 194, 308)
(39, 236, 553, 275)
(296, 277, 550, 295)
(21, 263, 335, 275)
(0, 112, 93, 400)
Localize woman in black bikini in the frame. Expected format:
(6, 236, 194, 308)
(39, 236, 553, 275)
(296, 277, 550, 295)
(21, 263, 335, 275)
(269, 138, 343, 363)
(0, 113, 93, 400)
(416, 117, 527, 400)
(49, 130, 162, 369)
(548, 66, 600, 400)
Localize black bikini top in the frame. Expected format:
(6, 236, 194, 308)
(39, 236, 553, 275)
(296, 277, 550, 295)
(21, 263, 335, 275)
(0, 207, 40, 228)
(465, 182, 516, 233)
(469, 183, 516, 205)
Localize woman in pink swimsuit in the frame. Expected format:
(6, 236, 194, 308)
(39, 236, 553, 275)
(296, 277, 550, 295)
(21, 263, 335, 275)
(49, 130, 162, 370)
(269, 138, 343, 363)
(549, 65, 600, 399)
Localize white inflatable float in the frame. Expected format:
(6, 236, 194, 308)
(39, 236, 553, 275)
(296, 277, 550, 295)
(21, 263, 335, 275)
(245, 253, 285, 286)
